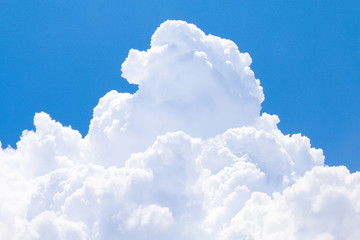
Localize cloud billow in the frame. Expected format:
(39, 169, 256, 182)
(1, 20, 359, 239)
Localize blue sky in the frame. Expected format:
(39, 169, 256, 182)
(0, 0, 359, 171)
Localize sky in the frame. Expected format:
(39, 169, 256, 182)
(1, 1, 359, 171)
(1, 1, 360, 239)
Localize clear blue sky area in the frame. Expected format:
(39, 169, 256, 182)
(0, 1, 359, 171)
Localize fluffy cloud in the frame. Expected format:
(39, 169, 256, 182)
(87, 20, 263, 164)
(1, 20, 359, 239)
(220, 166, 360, 239)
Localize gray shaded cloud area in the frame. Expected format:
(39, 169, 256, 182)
(1, 21, 359, 240)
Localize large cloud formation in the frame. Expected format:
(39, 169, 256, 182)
(1, 20, 359, 239)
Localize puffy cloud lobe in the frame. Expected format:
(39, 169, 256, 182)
(88, 20, 264, 164)
(220, 166, 360, 239)
(0, 20, 358, 239)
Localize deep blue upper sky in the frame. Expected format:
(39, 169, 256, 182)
(0, 1, 359, 171)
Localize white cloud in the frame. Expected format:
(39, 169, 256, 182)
(87, 20, 264, 164)
(124, 204, 174, 230)
(0, 20, 358, 239)
(220, 166, 360, 239)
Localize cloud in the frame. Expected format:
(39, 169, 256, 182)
(220, 166, 360, 239)
(87, 20, 263, 164)
(0, 20, 359, 239)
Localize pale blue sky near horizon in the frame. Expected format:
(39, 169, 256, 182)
(0, 1, 359, 171)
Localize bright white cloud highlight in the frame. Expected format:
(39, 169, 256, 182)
(0, 20, 359, 239)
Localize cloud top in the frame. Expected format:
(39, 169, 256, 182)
(88, 20, 264, 163)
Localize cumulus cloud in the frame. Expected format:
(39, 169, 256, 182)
(0, 20, 359, 239)
(220, 166, 360, 240)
